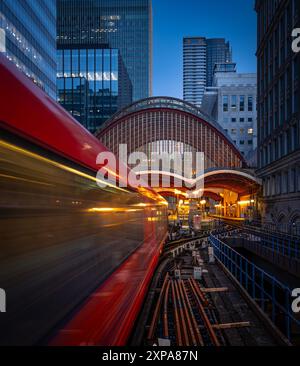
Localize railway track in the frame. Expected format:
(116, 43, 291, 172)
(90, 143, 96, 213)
(147, 273, 223, 346)
(164, 233, 211, 252)
(141, 234, 286, 347)
(164, 226, 236, 254)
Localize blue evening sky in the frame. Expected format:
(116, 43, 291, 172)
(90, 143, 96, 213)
(152, 0, 257, 98)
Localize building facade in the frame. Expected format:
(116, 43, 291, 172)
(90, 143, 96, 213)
(256, 0, 300, 232)
(0, 0, 57, 99)
(183, 37, 232, 107)
(57, 0, 152, 103)
(202, 69, 258, 161)
(183, 37, 207, 107)
(57, 47, 132, 133)
(206, 38, 232, 87)
(214, 72, 258, 159)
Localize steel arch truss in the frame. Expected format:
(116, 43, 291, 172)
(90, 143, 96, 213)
(96, 98, 246, 170)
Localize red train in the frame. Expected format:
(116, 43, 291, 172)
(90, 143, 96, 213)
(0, 55, 168, 345)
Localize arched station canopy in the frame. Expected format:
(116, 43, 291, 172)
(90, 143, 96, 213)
(96, 97, 247, 170)
(202, 169, 261, 195)
(135, 168, 261, 198)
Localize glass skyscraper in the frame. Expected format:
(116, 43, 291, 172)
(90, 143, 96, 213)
(183, 37, 207, 107)
(206, 38, 232, 87)
(0, 0, 57, 99)
(183, 37, 232, 107)
(57, 47, 132, 133)
(57, 0, 152, 103)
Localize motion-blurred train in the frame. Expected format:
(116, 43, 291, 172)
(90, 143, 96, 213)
(0, 55, 168, 345)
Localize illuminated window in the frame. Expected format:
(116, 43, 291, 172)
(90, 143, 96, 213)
(231, 95, 237, 111)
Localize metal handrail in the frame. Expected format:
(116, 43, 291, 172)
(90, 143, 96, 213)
(209, 234, 300, 341)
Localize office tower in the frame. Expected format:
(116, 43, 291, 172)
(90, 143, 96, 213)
(183, 37, 231, 107)
(57, 0, 152, 103)
(256, 0, 300, 232)
(202, 67, 257, 161)
(0, 0, 57, 99)
(57, 47, 132, 133)
(206, 38, 232, 87)
(183, 37, 207, 107)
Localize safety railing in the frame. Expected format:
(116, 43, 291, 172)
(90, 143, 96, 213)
(256, 233, 300, 260)
(245, 223, 300, 247)
(217, 229, 300, 261)
(209, 234, 300, 341)
(213, 216, 300, 244)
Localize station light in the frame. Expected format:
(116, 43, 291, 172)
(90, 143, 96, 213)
(134, 203, 148, 207)
(159, 200, 169, 206)
(238, 200, 254, 205)
(88, 207, 142, 213)
(237, 200, 255, 205)
(174, 189, 188, 197)
(88, 208, 116, 213)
